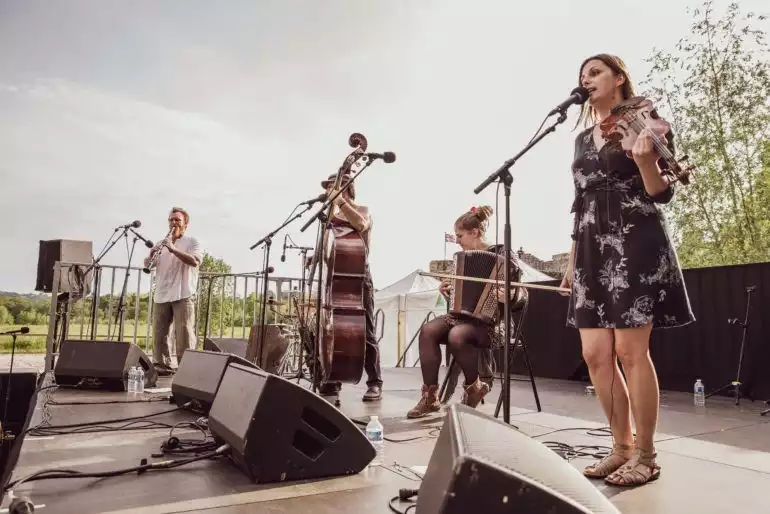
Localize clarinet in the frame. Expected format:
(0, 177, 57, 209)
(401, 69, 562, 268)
(142, 228, 173, 274)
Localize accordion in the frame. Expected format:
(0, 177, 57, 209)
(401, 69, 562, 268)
(448, 250, 505, 323)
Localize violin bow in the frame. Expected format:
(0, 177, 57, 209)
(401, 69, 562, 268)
(418, 271, 571, 294)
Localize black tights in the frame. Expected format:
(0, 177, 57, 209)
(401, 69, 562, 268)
(419, 317, 490, 387)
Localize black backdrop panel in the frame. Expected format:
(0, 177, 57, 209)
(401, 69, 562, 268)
(508, 262, 770, 400)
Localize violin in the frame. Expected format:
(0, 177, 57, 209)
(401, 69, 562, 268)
(306, 133, 369, 385)
(599, 96, 694, 185)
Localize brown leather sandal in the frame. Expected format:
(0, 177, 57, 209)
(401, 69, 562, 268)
(583, 443, 633, 478)
(604, 448, 661, 486)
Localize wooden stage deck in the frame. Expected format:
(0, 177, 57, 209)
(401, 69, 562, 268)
(3, 366, 770, 513)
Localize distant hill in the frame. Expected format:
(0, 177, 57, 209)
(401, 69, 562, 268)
(0, 291, 50, 300)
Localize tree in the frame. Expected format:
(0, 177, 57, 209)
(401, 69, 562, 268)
(197, 253, 234, 336)
(0, 305, 14, 325)
(642, 1, 770, 267)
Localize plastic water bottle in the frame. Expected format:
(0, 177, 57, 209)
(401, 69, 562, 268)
(127, 367, 136, 393)
(694, 379, 705, 407)
(135, 366, 145, 394)
(365, 415, 384, 466)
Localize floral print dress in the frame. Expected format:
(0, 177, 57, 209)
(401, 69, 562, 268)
(567, 126, 695, 330)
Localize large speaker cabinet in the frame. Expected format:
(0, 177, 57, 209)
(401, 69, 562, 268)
(35, 239, 94, 294)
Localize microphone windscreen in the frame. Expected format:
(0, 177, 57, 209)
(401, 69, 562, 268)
(132, 220, 142, 228)
(383, 152, 396, 163)
(571, 86, 590, 103)
(20, 326, 30, 334)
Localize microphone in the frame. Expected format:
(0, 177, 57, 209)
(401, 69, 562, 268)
(1, 327, 29, 336)
(118, 220, 142, 229)
(129, 228, 154, 248)
(366, 152, 396, 163)
(299, 193, 327, 206)
(548, 87, 590, 116)
(280, 234, 288, 262)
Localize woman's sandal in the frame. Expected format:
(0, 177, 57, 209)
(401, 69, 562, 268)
(583, 443, 632, 478)
(604, 448, 661, 487)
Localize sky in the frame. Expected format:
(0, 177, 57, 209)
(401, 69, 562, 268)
(0, 0, 764, 295)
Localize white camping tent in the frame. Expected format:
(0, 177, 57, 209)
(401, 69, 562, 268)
(517, 258, 555, 283)
(375, 259, 554, 368)
(374, 269, 445, 368)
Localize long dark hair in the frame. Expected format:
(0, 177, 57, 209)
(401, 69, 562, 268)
(575, 54, 636, 128)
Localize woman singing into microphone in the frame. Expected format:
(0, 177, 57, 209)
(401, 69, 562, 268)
(407, 205, 521, 419)
(562, 54, 694, 486)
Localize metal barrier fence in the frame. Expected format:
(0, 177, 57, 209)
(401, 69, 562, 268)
(42, 261, 313, 371)
(44, 261, 153, 371)
(196, 271, 317, 341)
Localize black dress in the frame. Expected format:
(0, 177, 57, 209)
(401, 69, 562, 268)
(567, 126, 695, 330)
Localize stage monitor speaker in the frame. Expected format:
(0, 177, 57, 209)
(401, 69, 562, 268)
(0, 369, 40, 492)
(35, 239, 94, 295)
(171, 349, 256, 413)
(209, 362, 375, 483)
(416, 404, 620, 514)
(247, 324, 290, 374)
(54, 340, 157, 391)
(203, 337, 248, 359)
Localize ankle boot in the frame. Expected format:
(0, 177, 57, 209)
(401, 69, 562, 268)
(461, 378, 490, 408)
(407, 384, 441, 419)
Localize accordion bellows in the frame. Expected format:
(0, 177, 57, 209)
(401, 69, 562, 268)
(448, 250, 505, 323)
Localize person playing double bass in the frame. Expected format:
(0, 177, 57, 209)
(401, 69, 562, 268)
(305, 173, 383, 402)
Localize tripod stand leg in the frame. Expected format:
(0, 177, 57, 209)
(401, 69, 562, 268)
(519, 335, 542, 412)
(708, 286, 755, 406)
(494, 313, 541, 417)
(495, 343, 520, 418)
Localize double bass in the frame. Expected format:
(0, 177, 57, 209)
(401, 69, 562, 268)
(306, 133, 369, 385)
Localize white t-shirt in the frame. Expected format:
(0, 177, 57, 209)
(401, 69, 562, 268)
(153, 235, 203, 304)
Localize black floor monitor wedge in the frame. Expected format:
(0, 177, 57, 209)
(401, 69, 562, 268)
(208, 362, 375, 483)
(171, 349, 255, 413)
(416, 404, 621, 514)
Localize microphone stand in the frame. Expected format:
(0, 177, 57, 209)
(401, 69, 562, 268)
(84, 225, 133, 339)
(111, 234, 140, 342)
(285, 244, 314, 383)
(1, 329, 26, 445)
(473, 109, 569, 425)
(299, 157, 376, 394)
(249, 203, 318, 369)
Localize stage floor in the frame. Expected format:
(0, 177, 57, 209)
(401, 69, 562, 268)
(4, 365, 770, 513)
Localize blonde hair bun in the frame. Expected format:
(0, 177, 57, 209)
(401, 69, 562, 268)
(475, 205, 493, 222)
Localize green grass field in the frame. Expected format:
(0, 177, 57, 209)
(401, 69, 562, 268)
(0, 322, 151, 353)
(0, 322, 253, 353)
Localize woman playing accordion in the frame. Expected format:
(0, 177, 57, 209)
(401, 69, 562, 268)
(407, 205, 521, 419)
